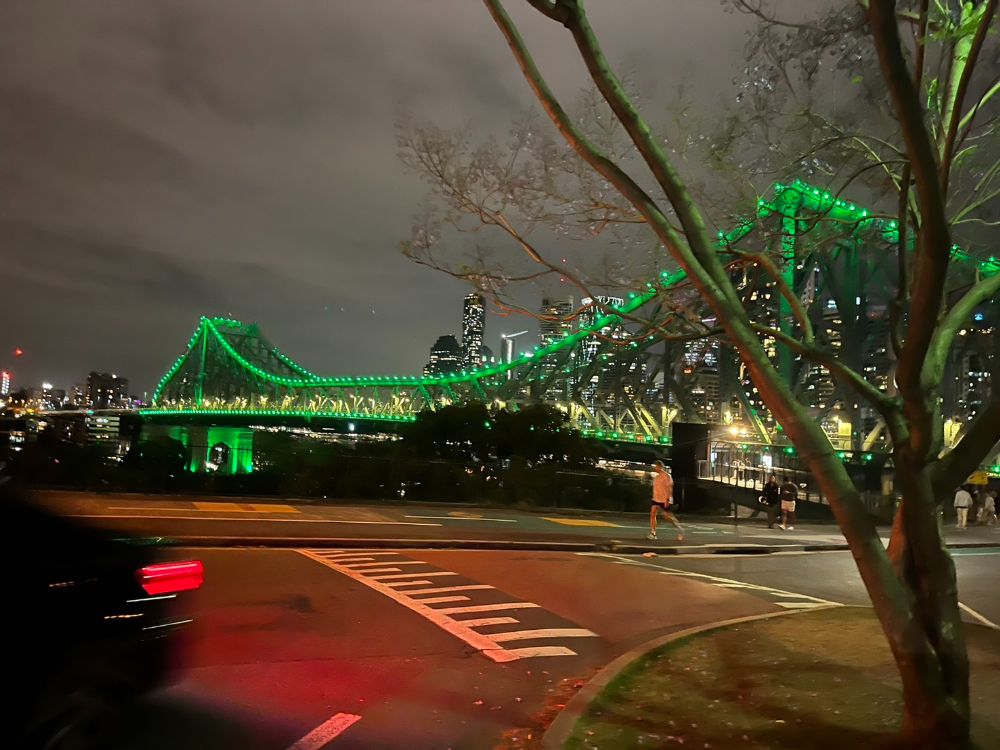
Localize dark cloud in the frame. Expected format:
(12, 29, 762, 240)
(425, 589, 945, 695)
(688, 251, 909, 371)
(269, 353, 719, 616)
(0, 0, 783, 392)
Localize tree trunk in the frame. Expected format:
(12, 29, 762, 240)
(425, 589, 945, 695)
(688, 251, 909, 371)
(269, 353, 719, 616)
(889, 455, 971, 748)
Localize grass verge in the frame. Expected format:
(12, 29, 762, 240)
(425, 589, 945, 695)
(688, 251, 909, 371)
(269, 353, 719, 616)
(567, 607, 1000, 749)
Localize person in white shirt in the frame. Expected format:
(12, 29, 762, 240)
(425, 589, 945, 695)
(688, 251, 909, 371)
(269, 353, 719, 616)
(953, 486, 973, 529)
(648, 461, 684, 542)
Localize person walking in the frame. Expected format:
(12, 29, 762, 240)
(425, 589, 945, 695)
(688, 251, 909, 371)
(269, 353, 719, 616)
(761, 474, 780, 528)
(980, 490, 997, 526)
(779, 476, 798, 530)
(648, 460, 684, 541)
(954, 485, 973, 529)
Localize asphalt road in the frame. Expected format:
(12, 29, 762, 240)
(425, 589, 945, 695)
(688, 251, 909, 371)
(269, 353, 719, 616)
(113, 545, 998, 750)
(36, 490, 1000, 551)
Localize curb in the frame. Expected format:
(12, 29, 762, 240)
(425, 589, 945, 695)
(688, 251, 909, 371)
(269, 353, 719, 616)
(150, 535, 1000, 553)
(541, 606, 839, 750)
(150, 536, 855, 554)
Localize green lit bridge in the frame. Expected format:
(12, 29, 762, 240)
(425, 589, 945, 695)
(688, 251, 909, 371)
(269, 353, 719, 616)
(141, 179, 997, 473)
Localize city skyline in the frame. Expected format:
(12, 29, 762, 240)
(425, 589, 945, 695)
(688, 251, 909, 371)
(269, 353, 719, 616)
(0, 1, 777, 391)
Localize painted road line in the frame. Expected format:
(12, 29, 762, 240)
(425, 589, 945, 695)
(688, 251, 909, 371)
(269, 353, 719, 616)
(653, 568, 837, 604)
(108, 505, 298, 514)
(299, 551, 522, 663)
(369, 571, 458, 581)
(461, 617, 520, 627)
(959, 602, 1000, 630)
(491, 628, 596, 643)
(414, 595, 471, 605)
(775, 602, 831, 609)
(287, 712, 362, 750)
(501, 646, 578, 658)
(582, 553, 839, 606)
(951, 548, 1000, 556)
(384, 580, 434, 588)
(405, 515, 518, 522)
(317, 552, 399, 559)
(351, 567, 403, 574)
(435, 602, 541, 615)
(543, 517, 621, 528)
(406, 584, 496, 595)
(70, 515, 441, 526)
(341, 561, 427, 569)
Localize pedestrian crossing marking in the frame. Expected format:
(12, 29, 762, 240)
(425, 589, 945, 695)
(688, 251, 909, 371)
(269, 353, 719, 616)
(300, 549, 598, 661)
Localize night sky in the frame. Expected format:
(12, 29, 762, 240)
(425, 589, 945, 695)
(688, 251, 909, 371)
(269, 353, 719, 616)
(2, 1, 776, 395)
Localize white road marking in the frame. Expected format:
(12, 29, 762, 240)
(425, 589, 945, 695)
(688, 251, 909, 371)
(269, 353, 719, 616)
(436, 602, 541, 615)
(384, 580, 434, 588)
(406, 584, 496, 595)
(330, 557, 375, 564)
(299, 550, 595, 661)
(287, 712, 361, 750)
(959, 602, 1000, 630)
(369, 571, 458, 581)
(70, 514, 440, 526)
(405, 515, 518, 522)
(501, 646, 578, 658)
(299, 551, 521, 662)
(490, 628, 596, 643)
(582, 552, 839, 606)
(775, 602, 830, 609)
(318, 552, 399, 558)
(461, 617, 520, 627)
(341, 561, 426, 569)
(349, 567, 402, 574)
(415, 595, 471, 605)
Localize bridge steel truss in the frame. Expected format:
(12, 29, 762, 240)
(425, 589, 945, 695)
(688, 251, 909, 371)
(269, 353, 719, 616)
(144, 179, 998, 446)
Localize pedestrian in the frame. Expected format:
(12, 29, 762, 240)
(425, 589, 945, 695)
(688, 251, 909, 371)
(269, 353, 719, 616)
(779, 475, 798, 530)
(761, 473, 780, 528)
(953, 485, 973, 529)
(980, 490, 997, 526)
(648, 460, 684, 542)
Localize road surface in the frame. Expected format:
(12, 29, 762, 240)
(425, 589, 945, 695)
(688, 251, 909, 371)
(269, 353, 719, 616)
(114, 544, 998, 749)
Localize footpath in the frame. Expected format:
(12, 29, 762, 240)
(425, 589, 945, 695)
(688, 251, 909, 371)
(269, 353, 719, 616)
(37, 490, 1000, 554)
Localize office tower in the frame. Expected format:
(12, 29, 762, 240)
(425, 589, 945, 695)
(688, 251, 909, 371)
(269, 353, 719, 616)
(461, 293, 486, 369)
(424, 335, 462, 376)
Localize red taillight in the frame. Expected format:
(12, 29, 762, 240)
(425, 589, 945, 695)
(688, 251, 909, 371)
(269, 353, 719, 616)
(136, 560, 204, 595)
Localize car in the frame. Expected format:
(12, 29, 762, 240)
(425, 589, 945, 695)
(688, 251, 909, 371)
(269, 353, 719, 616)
(5, 486, 203, 749)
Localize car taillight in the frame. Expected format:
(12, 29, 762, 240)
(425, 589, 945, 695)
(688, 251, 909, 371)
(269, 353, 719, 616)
(136, 560, 204, 595)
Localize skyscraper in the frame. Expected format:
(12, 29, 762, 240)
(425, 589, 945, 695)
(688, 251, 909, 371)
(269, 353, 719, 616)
(424, 335, 462, 376)
(461, 293, 486, 369)
(0, 370, 10, 396)
(539, 297, 574, 400)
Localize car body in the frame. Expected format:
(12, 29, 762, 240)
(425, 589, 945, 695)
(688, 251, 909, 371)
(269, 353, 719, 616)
(5, 488, 202, 749)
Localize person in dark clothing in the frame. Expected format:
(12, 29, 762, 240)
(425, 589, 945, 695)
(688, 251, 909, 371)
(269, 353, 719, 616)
(779, 476, 798, 530)
(761, 474, 780, 528)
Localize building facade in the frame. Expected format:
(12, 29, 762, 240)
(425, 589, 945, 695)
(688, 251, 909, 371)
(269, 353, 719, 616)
(424, 335, 462, 376)
(461, 293, 486, 370)
(86, 372, 129, 409)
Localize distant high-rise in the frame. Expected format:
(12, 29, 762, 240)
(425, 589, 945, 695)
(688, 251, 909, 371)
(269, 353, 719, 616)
(539, 297, 574, 347)
(424, 335, 462, 377)
(577, 296, 626, 404)
(539, 297, 574, 400)
(461, 293, 486, 369)
(86, 372, 128, 409)
(0, 370, 10, 396)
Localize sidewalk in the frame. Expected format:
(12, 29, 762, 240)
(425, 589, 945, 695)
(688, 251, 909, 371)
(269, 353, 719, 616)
(39, 490, 1000, 553)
